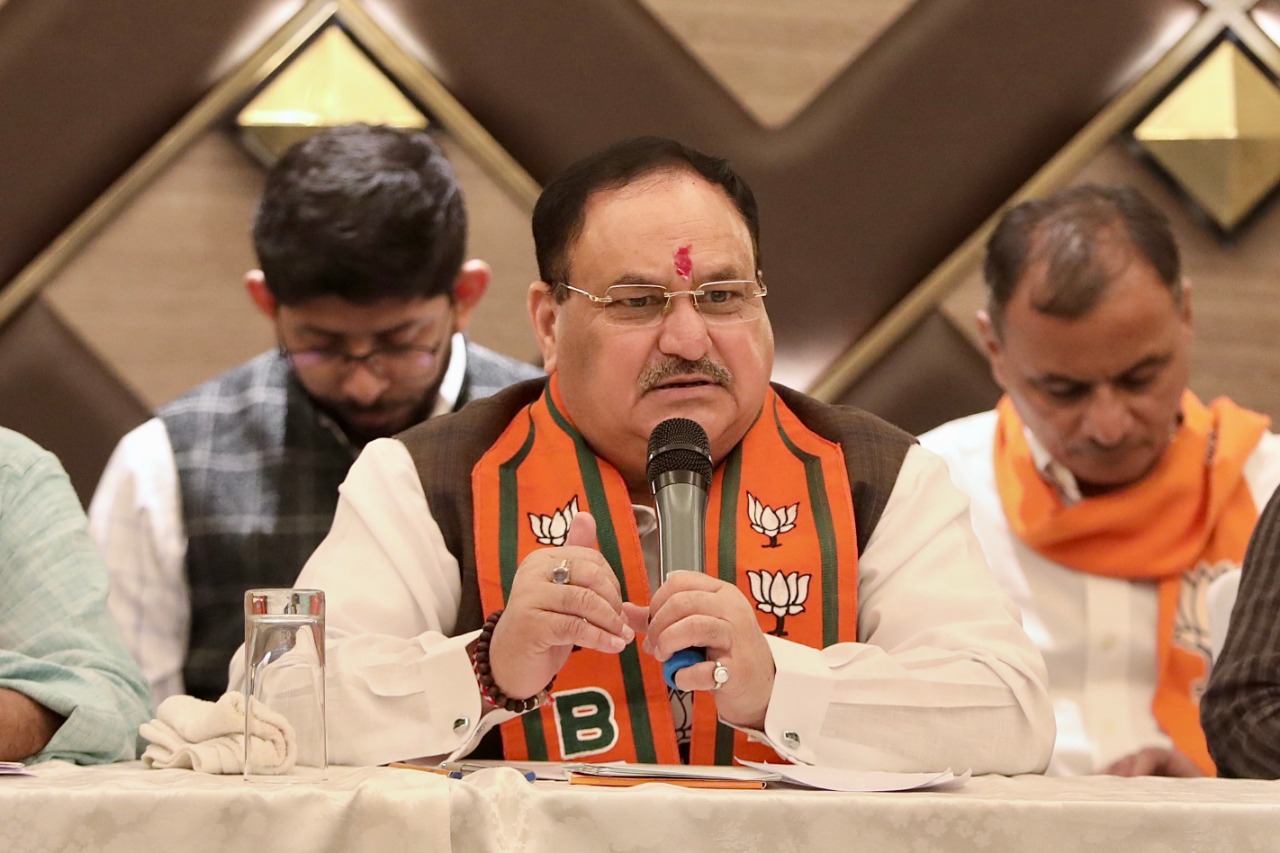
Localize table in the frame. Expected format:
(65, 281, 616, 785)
(3, 762, 1279, 852)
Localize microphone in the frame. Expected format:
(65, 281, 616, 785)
(647, 417, 713, 689)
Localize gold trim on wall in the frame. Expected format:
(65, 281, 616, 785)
(337, 0, 540, 209)
(1134, 37, 1280, 234)
(805, 10, 1262, 403)
(236, 25, 429, 165)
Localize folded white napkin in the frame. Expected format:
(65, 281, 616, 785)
(141, 692, 297, 774)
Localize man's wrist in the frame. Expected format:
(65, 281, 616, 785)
(0, 688, 63, 762)
(471, 610, 554, 713)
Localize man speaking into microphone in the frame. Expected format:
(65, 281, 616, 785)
(267, 137, 1054, 773)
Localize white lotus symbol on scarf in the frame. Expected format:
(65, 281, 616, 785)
(1176, 559, 1234, 699)
(529, 496, 579, 546)
(747, 493, 799, 548)
(747, 569, 811, 637)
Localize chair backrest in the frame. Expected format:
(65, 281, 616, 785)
(1208, 570, 1243, 665)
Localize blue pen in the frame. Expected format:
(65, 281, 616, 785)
(443, 762, 537, 782)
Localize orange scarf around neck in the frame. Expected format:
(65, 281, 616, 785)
(993, 391, 1269, 774)
(471, 375, 859, 765)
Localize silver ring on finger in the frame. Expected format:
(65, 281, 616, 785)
(711, 661, 730, 690)
(551, 557, 572, 585)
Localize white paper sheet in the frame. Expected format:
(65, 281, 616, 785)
(737, 760, 970, 792)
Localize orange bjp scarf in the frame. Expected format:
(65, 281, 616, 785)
(471, 375, 859, 765)
(993, 391, 1269, 774)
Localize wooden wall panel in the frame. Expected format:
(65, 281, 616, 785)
(837, 312, 999, 436)
(0, 0, 1223, 486)
(0, 301, 147, 501)
(0, 0, 303, 286)
(365, 0, 1201, 393)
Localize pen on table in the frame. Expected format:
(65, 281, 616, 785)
(388, 762, 462, 779)
(441, 761, 538, 782)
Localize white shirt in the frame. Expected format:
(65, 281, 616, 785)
(920, 410, 1280, 775)
(236, 438, 1056, 773)
(88, 336, 470, 706)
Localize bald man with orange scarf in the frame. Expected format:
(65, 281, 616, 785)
(922, 185, 1280, 777)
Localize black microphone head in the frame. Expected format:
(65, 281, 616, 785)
(647, 418, 713, 486)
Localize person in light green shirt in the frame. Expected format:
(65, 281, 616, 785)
(0, 426, 150, 763)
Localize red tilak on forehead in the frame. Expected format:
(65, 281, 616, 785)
(674, 245, 692, 279)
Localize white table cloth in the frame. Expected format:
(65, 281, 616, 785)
(4, 762, 1280, 852)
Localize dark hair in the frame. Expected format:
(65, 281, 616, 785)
(252, 123, 466, 306)
(984, 184, 1182, 334)
(532, 136, 760, 299)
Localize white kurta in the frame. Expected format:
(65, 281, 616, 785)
(921, 410, 1280, 775)
(230, 436, 1055, 774)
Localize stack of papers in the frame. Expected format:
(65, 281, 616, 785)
(391, 759, 969, 792)
(737, 760, 969, 792)
(0, 762, 31, 778)
(568, 763, 778, 789)
(563, 762, 969, 792)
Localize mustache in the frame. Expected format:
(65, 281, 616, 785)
(638, 357, 732, 392)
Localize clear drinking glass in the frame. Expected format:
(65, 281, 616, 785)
(243, 588, 326, 781)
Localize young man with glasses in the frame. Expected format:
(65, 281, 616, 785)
(89, 124, 541, 704)
(261, 136, 1054, 773)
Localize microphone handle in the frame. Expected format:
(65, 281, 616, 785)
(655, 480, 707, 689)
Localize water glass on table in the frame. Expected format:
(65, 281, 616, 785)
(243, 588, 327, 781)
